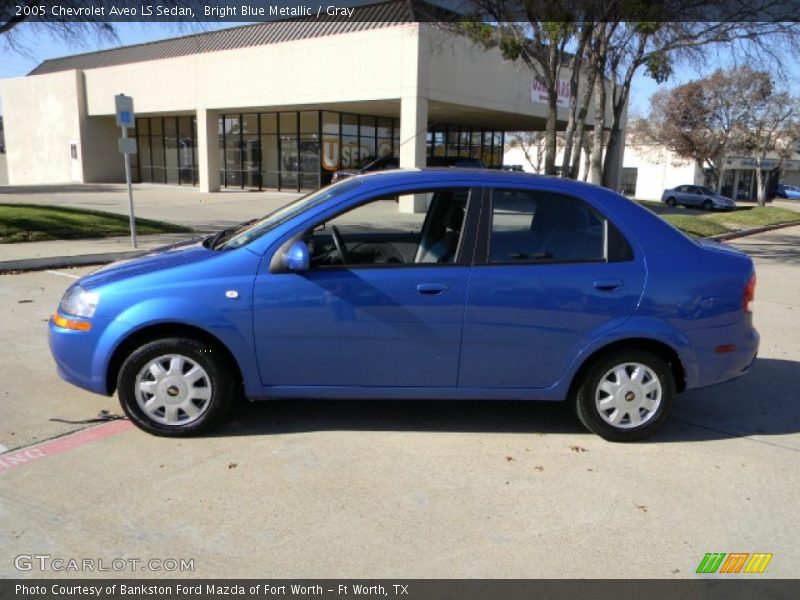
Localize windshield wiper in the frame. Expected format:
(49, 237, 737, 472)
(204, 218, 260, 250)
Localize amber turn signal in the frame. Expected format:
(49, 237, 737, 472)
(52, 312, 92, 331)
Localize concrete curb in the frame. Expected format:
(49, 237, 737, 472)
(0, 250, 142, 274)
(708, 220, 800, 242)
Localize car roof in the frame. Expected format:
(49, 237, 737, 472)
(352, 167, 607, 195)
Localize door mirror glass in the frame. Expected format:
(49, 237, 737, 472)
(282, 240, 310, 272)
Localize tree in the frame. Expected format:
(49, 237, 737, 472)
(632, 77, 732, 191)
(635, 66, 800, 205)
(457, 16, 577, 177)
(505, 132, 547, 173)
(444, 0, 800, 189)
(728, 69, 800, 205)
(1, 1, 186, 51)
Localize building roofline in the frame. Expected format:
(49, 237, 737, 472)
(28, 0, 427, 76)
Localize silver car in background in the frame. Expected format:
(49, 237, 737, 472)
(661, 185, 736, 211)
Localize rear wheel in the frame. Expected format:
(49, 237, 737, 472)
(117, 337, 235, 436)
(573, 350, 675, 442)
(666, 196, 677, 207)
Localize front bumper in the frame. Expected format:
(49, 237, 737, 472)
(48, 316, 110, 396)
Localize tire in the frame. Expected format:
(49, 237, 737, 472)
(702, 199, 713, 211)
(572, 349, 675, 442)
(117, 337, 235, 436)
(666, 196, 677, 207)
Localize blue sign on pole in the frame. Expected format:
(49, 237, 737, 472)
(114, 94, 135, 128)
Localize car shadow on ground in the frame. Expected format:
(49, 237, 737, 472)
(734, 233, 800, 264)
(214, 357, 800, 444)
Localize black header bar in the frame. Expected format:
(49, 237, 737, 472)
(2, 0, 800, 24)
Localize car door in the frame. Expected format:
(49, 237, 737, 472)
(252, 186, 479, 389)
(686, 186, 704, 207)
(458, 187, 646, 389)
(673, 185, 689, 205)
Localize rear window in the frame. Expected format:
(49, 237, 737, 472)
(488, 190, 632, 263)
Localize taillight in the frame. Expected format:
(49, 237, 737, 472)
(744, 274, 756, 312)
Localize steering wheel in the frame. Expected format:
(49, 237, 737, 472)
(330, 225, 350, 265)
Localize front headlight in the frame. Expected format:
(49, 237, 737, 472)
(59, 285, 99, 318)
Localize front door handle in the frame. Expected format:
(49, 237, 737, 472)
(417, 283, 449, 296)
(593, 278, 623, 292)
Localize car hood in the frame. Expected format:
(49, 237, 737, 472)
(78, 236, 214, 289)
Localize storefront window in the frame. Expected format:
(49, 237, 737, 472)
(177, 116, 196, 185)
(165, 133, 179, 184)
(139, 110, 507, 191)
(342, 114, 358, 137)
(300, 111, 317, 134)
(360, 116, 376, 140)
(299, 138, 320, 190)
(261, 134, 279, 189)
(377, 118, 392, 139)
(260, 113, 277, 134)
(242, 114, 258, 135)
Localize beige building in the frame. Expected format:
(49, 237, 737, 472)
(0, 1, 616, 211)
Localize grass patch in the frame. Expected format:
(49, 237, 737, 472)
(636, 200, 800, 237)
(709, 206, 800, 228)
(661, 215, 732, 238)
(0, 204, 192, 244)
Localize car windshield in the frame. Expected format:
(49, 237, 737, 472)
(699, 186, 717, 195)
(219, 178, 361, 250)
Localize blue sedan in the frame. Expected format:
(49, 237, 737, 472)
(49, 170, 759, 442)
(772, 184, 800, 200)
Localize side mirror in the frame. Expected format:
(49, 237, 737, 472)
(282, 240, 310, 272)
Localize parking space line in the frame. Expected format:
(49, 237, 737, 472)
(0, 420, 133, 475)
(45, 270, 80, 279)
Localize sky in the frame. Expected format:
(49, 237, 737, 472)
(0, 21, 794, 117)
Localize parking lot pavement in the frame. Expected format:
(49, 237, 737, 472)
(1, 228, 799, 579)
(0, 182, 301, 233)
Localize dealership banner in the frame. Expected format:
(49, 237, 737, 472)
(3, 0, 800, 24)
(2, 580, 800, 600)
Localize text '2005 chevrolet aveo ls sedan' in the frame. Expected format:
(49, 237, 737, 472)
(49, 170, 759, 442)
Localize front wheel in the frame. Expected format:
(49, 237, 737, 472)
(702, 199, 713, 211)
(573, 350, 675, 442)
(117, 337, 235, 436)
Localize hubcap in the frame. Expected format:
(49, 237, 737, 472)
(595, 362, 662, 429)
(134, 354, 212, 426)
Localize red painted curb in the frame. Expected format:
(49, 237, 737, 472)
(0, 420, 134, 474)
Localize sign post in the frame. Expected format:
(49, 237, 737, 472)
(115, 94, 137, 248)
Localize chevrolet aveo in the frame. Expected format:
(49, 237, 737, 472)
(49, 170, 759, 442)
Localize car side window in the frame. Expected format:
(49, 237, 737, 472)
(306, 188, 471, 268)
(488, 189, 627, 264)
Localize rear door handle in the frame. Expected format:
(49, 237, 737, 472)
(593, 278, 623, 292)
(417, 283, 449, 296)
